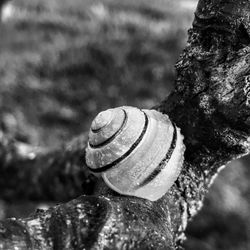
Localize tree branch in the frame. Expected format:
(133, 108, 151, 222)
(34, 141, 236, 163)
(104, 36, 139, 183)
(0, 0, 250, 249)
(0, 133, 96, 201)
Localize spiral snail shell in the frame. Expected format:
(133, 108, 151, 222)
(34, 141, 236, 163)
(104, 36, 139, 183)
(85, 106, 185, 201)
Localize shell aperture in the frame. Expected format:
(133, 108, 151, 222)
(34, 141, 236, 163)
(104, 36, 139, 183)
(85, 106, 185, 201)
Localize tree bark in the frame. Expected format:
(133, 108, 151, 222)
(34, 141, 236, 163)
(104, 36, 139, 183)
(0, 0, 250, 249)
(0, 134, 96, 201)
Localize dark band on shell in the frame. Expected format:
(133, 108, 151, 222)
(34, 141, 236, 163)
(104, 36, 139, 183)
(138, 123, 177, 188)
(88, 110, 149, 173)
(85, 106, 185, 201)
(89, 109, 128, 149)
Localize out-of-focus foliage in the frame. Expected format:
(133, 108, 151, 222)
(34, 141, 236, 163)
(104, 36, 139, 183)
(0, 0, 194, 147)
(0, 0, 249, 250)
(184, 155, 250, 250)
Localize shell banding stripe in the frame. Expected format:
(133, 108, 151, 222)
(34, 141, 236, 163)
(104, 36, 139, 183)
(85, 106, 185, 201)
(137, 122, 177, 188)
(89, 109, 128, 149)
(87, 110, 149, 173)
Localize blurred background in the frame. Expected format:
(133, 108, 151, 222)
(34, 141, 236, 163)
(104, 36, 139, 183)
(0, 0, 249, 249)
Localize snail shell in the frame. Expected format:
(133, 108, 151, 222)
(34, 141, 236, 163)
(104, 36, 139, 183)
(85, 106, 185, 201)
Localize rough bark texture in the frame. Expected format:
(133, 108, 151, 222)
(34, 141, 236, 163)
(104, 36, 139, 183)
(0, 0, 250, 249)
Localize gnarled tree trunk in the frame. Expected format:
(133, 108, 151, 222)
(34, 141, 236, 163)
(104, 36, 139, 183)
(0, 0, 250, 249)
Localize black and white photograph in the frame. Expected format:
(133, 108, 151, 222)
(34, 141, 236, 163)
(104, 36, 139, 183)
(0, 0, 249, 249)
